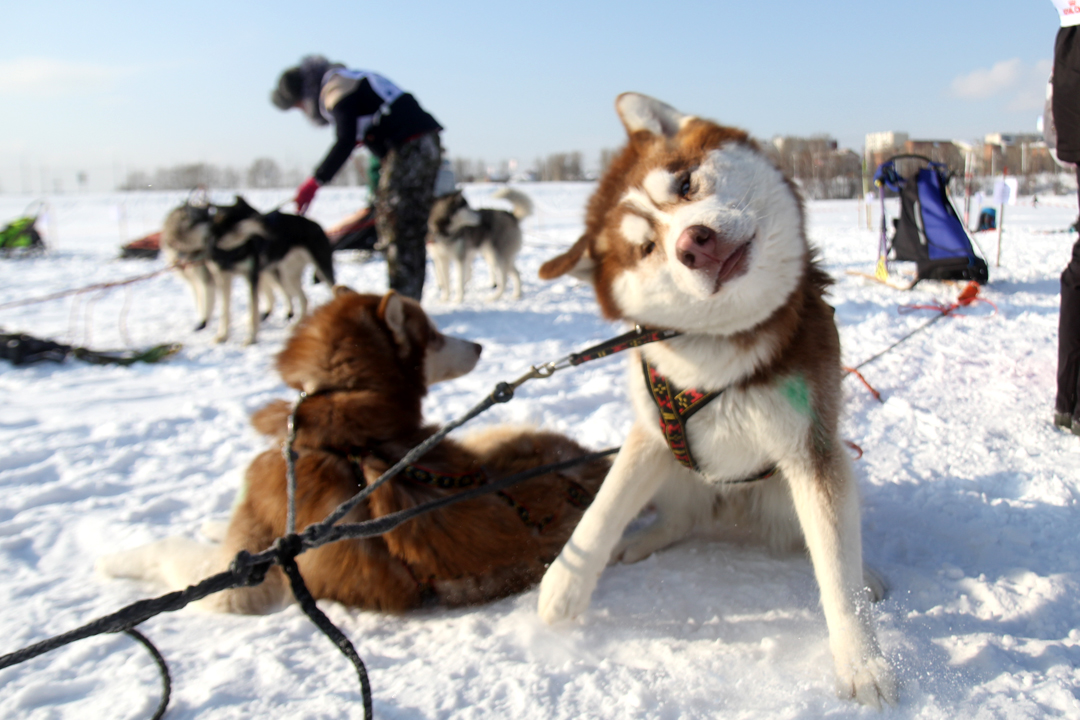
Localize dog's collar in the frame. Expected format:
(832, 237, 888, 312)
(641, 358, 777, 484)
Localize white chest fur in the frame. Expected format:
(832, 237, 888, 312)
(631, 340, 812, 485)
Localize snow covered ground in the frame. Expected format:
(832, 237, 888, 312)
(1, 184, 1079, 719)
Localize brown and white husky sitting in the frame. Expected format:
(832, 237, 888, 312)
(534, 94, 897, 707)
(98, 287, 609, 613)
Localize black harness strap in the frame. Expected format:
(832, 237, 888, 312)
(345, 456, 597, 532)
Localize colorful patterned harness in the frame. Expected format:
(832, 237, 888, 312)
(641, 359, 778, 484)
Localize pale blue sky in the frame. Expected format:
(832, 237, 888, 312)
(0, 0, 1059, 192)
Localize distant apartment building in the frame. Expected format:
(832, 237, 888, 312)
(864, 131, 1056, 178)
(982, 133, 1055, 176)
(765, 135, 862, 199)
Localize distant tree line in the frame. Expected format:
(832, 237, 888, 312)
(117, 157, 366, 191)
(451, 152, 590, 183)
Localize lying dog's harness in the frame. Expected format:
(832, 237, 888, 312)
(641, 358, 778, 484)
(338, 450, 595, 534)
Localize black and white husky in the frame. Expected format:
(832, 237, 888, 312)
(426, 187, 531, 302)
(536, 93, 897, 708)
(160, 197, 335, 344)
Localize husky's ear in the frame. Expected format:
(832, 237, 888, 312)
(377, 291, 410, 355)
(538, 234, 595, 283)
(616, 93, 693, 138)
(333, 284, 357, 298)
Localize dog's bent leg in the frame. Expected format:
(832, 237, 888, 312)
(781, 450, 897, 708)
(538, 423, 670, 624)
(612, 468, 706, 564)
(481, 245, 505, 300)
(96, 537, 231, 603)
(507, 262, 522, 300)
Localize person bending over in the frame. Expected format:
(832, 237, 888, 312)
(272, 55, 442, 300)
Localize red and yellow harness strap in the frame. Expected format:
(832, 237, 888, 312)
(641, 359, 779, 485)
(641, 358, 721, 472)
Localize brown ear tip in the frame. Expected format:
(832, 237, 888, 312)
(333, 285, 356, 297)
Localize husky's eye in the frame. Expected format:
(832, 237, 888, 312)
(678, 173, 692, 200)
(641, 240, 656, 257)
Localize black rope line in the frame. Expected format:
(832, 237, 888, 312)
(124, 629, 171, 720)
(0, 324, 675, 719)
(276, 535, 373, 720)
(0, 446, 621, 719)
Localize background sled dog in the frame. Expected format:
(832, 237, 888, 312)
(427, 187, 531, 302)
(98, 287, 610, 613)
(160, 197, 335, 344)
(534, 93, 897, 708)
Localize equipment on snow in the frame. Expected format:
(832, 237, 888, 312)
(874, 155, 989, 286)
(327, 205, 379, 252)
(0, 330, 180, 367)
(120, 232, 162, 260)
(0, 202, 46, 256)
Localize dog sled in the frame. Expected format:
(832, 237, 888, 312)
(327, 205, 379, 252)
(0, 202, 46, 257)
(872, 155, 989, 287)
(120, 232, 162, 260)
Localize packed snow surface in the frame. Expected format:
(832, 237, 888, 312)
(1, 184, 1079, 719)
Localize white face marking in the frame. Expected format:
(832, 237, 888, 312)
(642, 169, 676, 205)
(619, 213, 654, 246)
(607, 143, 806, 335)
(619, 188, 659, 219)
(423, 322, 480, 385)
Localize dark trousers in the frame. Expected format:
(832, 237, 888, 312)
(374, 132, 441, 301)
(1059, 229, 1080, 420)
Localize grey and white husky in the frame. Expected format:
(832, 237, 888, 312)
(426, 187, 531, 302)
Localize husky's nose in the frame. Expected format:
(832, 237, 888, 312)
(471, 342, 483, 357)
(675, 225, 721, 271)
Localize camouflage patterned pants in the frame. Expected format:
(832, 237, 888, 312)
(375, 132, 441, 300)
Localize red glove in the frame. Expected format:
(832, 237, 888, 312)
(295, 177, 320, 215)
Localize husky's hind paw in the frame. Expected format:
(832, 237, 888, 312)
(836, 654, 898, 709)
(863, 564, 888, 603)
(537, 552, 599, 624)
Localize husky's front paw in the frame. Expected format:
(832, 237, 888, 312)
(537, 555, 599, 624)
(836, 654, 898, 709)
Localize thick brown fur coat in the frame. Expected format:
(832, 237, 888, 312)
(99, 287, 609, 614)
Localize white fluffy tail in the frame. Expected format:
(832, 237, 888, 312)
(491, 187, 533, 220)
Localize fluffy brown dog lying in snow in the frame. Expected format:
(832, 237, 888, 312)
(99, 287, 610, 613)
